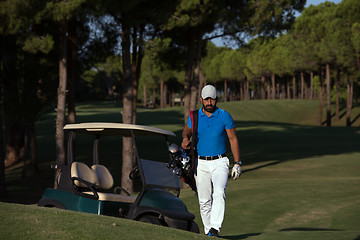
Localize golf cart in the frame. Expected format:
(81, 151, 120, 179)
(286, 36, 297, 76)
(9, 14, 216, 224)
(38, 122, 199, 233)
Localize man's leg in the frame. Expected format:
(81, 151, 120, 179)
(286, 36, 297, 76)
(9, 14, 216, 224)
(195, 160, 212, 234)
(210, 157, 229, 231)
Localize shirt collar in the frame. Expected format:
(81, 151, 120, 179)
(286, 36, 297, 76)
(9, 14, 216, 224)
(199, 106, 219, 118)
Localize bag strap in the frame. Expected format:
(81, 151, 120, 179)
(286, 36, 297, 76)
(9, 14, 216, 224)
(190, 109, 199, 142)
(190, 109, 199, 170)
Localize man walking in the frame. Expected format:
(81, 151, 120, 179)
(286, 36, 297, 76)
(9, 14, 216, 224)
(182, 85, 241, 237)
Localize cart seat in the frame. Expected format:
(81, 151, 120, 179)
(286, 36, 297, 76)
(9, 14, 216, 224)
(91, 164, 137, 203)
(71, 162, 97, 187)
(71, 162, 136, 203)
(91, 164, 114, 190)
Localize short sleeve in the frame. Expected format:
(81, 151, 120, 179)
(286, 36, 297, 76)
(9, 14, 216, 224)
(223, 111, 235, 129)
(186, 115, 192, 129)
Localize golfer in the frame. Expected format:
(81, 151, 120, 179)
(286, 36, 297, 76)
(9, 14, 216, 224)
(182, 85, 241, 237)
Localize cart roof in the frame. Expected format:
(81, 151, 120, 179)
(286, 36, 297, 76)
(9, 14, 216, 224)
(63, 122, 176, 137)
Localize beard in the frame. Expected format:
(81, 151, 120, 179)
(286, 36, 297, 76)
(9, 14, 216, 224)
(203, 103, 216, 113)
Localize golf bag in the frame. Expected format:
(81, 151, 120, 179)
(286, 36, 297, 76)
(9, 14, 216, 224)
(167, 110, 199, 193)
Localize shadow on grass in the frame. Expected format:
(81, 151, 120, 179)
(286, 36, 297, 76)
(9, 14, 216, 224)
(221, 228, 344, 239)
(242, 160, 282, 174)
(279, 227, 343, 231)
(233, 120, 360, 166)
(351, 114, 360, 125)
(320, 104, 360, 126)
(221, 232, 262, 239)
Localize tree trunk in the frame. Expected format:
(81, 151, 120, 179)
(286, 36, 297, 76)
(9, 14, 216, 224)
(131, 25, 144, 124)
(54, 20, 68, 188)
(335, 70, 340, 120)
(164, 81, 167, 108)
(224, 79, 228, 102)
(261, 76, 265, 99)
(266, 77, 271, 100)
(326, 63, 331, 127)
(132, 81, 137, 123)
(2, 50, 24, 168)
(300, 72, 304, 100)
(160, 80, 166, 108)
(310, 72, 314, 100)
(171, 89, 174, 107)
(121, 18, 135, 194)
(292, 76, 296, 99)
(0, 55, 7, 196)
(245, 77, 249, 100)
(239, 81, 243, 100)
(198, 73, 205, 105)
(192, 26, 203, 107)
(143, 84, 147, 107)
(281, 79, 285, 99)
(152, 89, 156, 106)
(131, 37, 138, 123)
(21, 122, 38, 177)
(271, 73, 276, 99)
(287, 77, 291, 99)
(346, 74, 354, 127)
(183, 28, 196, 122)
(67, 19, 77, 124)
(4, 122, 24, 167)
(0, 110, 5, 197)
(318, 66, 324, 126)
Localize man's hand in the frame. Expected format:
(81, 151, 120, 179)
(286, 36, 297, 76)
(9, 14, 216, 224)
(181, 125, 192, 149)
(181, 138, 191, 149)
(231, 163, 241, 180)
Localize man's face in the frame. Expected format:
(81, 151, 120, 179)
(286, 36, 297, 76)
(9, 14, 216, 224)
(201, 97, 217, 113)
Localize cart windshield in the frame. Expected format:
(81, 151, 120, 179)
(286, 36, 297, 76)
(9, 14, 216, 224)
(140, 159, 181, 190)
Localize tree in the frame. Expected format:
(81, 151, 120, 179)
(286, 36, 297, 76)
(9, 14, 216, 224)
(160, 0, 305, 121)
(163, 0, 221, 121)
(0, 0, 58, 171)
(333, 0, 360, 126)
(100, 0, 178, 193)
(67, 19, 78, 124)
(201, 41, 224, 86)
(268, 36, 292, 99)
(43, 0, 86, 188)
(139, 38, 181, 108)
(246, 38, 275, 99)
(294, 2, 337, 126)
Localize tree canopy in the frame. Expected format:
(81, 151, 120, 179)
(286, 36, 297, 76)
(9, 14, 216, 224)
(1, 0, 359, 196)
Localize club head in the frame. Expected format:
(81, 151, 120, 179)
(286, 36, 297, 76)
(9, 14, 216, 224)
(168, 143, 179, 153)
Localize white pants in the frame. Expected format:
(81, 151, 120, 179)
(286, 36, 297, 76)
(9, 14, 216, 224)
(195, 157, 229, 234)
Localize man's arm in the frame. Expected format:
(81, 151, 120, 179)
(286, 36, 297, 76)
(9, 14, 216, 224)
(181, 124, 192, 149)
(226, 127, 240, 163)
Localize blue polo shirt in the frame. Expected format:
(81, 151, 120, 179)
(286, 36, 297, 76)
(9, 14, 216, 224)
(187, 107, 235, 157)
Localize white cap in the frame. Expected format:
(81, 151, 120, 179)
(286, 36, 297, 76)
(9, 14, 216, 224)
(201, 85, 217, 99)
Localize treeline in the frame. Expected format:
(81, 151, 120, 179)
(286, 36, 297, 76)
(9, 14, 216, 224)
(210, 0, 360, 128)
(1, 0, 358, 195)
(139, 0, 359, 129)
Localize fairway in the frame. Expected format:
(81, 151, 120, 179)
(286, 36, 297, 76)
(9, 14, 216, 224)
(1, 100, 360, 240)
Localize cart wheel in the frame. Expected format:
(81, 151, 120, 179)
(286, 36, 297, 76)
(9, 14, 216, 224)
(138, 215, 162, 225)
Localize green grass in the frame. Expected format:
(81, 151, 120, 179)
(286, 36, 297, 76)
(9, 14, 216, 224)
(1, 99, 360, 239)
(0, 203, 208, 240)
